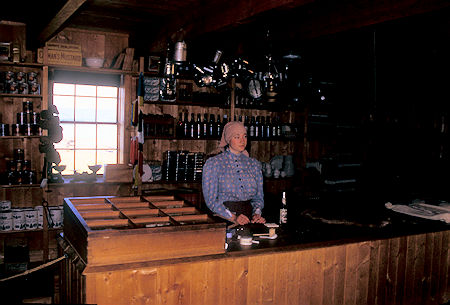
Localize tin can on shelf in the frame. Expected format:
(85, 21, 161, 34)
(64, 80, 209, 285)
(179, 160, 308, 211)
(23, 100, 33, 112)
(14, 148, 24, 161)
(0, 200, 11, 211)
(5, 71, 15, 81)
(11, 123, 20, 136)
(18, 82, 28, 94)
(27, 71, 37, 82)
(12, 208, 25, 230)
(17, 112, 28, 125)
(0, 123, 10, 136)
(35, 206, 44, 229)
(29, 81, 40, 95)
(15, 71, 26, 83)
(24, 208, 38, 230)
(7, 80, 18, 94)
(30, 112, 39, 124)
(0, 210, 13, 231)
(22, 124, 32, 136)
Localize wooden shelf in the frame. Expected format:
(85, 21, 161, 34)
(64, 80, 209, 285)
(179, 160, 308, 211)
(0, 135, 41, 139)
(0, 61, 43, 68)
(0, 93, 43, 98)
(0, 228, 62, 235)
(49, 64, 134, 75)
(0, 184, 41, 188)
(143, 100, 226, 108)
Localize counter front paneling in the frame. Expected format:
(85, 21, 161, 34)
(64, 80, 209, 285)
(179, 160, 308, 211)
(62, 205, 449, 305)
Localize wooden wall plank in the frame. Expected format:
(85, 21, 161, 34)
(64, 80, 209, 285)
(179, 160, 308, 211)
(285, 251, 301, 305)
(395, 236, 408, 305)
(344, 243, 358, 305)
(322, 246, 337, 305)
(310, 248, 325, 305)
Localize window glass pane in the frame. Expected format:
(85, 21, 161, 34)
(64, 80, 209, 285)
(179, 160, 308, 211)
(75, 150, 96, 173)
(75, 96, 96, 122)
(53, 95, 74, 121)
(58, 149, 75, 175)
(97, 150, 117, 174)
(97, 125, 117, 149)
(76, 84, 96, 97)
(54, 83, 74, 95)
(75, 124, 96, 148)
(55, 123, 74, 149)
(97, 86, 117, 98)
(97, 98, 117, 122)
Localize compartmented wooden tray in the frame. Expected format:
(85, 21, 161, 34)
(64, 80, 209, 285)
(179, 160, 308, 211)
(63, 195, 226, 267)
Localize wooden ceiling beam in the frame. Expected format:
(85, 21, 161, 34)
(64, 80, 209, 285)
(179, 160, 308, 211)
(38, 0, 88, 45)
(149, 0, 316, 52)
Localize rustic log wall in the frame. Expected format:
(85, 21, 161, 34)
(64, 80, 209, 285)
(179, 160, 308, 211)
(66, 230, 450, 305)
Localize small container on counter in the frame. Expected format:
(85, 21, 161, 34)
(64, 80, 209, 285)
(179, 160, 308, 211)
(30, 112, 39, 124)
(22, 124, 33, 136)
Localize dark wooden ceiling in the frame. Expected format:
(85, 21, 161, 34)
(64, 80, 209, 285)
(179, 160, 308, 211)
(1, 0, 450, 55)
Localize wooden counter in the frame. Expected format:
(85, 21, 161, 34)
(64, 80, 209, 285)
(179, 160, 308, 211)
(61, 208, 449, 305)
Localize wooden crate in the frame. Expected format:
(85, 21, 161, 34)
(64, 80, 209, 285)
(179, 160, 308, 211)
(63, 195, 226, 267)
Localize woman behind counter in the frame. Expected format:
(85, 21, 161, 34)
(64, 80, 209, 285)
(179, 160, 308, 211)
(202, 121, 266, 225)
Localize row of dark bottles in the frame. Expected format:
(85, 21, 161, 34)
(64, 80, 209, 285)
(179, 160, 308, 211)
(176, 113, 228, 139)
(175, 113, 301, 140)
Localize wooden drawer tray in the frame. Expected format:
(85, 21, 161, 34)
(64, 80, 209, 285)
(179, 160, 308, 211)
(64, 195, 226, 266)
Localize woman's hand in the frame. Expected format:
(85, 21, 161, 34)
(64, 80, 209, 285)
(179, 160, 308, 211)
(251, 214, 266, 224)
(231, 213, 250, 225)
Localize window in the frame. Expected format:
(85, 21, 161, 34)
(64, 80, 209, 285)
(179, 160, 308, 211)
(53, 83, 119, 175)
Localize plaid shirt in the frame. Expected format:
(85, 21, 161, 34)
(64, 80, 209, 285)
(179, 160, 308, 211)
(202, 149, 264, 219)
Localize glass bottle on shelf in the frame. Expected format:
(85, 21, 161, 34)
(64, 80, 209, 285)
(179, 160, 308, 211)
(254, 116, 259, 138)
(266, 116, 272, 139)
(244, 116, 249, 134)
(249, 116, 255, 139)
(183, 113, 189, 138)
(260, 116, 266, 139)
(190, 113, 196, 139)
(160, 61, 177, 102)
(216, 114, 222, 139)
(209, 114, 216, 139)
(196, 114, 202, 139)
(176, 113, 184, 139)
(203, 114, 209, 138)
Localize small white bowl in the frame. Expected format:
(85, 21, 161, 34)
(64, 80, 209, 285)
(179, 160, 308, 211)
(85, 57, 104, 68)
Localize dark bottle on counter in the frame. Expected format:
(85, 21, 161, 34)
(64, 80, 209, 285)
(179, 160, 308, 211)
(196, 114, 202, 139)
(160, 44, 177, 102)
(216, 114, 222, 139)
(208, 114, 216, 139)
(279, 191, 288, 225)
(176, 113, 184, 139)
(203, 114, 208, 138)
(190, 113, 196, 139)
